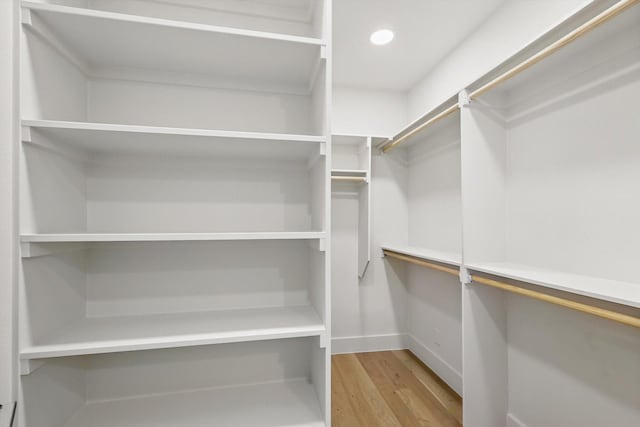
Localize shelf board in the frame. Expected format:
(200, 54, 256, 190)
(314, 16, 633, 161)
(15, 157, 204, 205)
(63, 379, 324, 427)
(21, 231, 326, 244)
(21, 306, 325, 360)
(467, 261, 640, 308)
(381, 245, 462, 267)
(21, 1, 323, 93)
(23, 120, 325, 159)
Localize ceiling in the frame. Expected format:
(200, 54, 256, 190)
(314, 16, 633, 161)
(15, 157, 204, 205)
(333, 0, 505, 91)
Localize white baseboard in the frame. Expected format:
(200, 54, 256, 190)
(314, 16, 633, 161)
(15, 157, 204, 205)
(331, 333, 408, 355)
(405, 334, 462, 396)
(507, 413, 527, 427)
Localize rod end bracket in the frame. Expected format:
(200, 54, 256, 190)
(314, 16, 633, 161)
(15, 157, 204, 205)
(459, 266, 472, 285)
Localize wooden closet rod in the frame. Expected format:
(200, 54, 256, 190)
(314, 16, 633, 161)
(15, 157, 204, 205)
(471, 275, 640, 329)
(470, 0, 640, 100)
(382, 250, 460, 277)
(381, 103, 458, 154)
(382, 249, 640, 329)
(331, 176, 367, 182)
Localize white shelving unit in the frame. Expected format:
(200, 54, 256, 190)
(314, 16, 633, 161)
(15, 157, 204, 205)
(17, 0, 332, 426)
(331, 134, 371, 279)
(379, 3, 640, 426)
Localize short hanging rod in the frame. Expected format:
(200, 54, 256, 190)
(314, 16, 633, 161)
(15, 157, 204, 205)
(331, 175, 367, 183)
(382, 250, 640, 329)
(381, 103, 459, 154)
(470, 0, 640, 100)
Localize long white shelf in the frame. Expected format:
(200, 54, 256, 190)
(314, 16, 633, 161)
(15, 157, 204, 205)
(21, 1, 323, 92)
(381, 245, 462, 267)
(23, 120, 325, 159)
(467, 261, 640, 308)
(64, 379, 325, 427)
(21, 231, 326, 244)
(21, 305, 325, 360)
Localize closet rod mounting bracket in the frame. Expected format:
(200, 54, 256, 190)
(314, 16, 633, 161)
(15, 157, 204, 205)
(459, 266, 472, 285)
(458, 90, 470, 108)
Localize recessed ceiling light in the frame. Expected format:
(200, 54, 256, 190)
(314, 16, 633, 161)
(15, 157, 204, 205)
(370, 29, 394, 46)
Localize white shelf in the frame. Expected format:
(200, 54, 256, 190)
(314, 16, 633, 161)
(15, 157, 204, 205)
(63, 379, 324, 427)
(21, 231, 326, 244)
(21, 1, 324, 93)
(21, 305, 325, 360)
(381, 245, 462, 267)
(467, 261, 640, 308)
(23, 120, 325, 159)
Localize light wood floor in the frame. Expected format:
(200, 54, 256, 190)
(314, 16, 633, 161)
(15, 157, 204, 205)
(332, 350, 462, 427)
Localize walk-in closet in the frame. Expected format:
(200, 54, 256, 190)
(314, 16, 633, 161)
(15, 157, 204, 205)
(1, 1, 638, 426)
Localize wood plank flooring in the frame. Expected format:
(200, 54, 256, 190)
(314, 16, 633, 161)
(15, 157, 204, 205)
(332, 350, 462, 427)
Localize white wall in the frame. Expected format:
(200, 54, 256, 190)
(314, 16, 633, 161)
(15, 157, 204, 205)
(331, 87, 410, 353)
(0, 0, 17, 406)
(408, 0, 592, 122)
(332, 86, 407, 136)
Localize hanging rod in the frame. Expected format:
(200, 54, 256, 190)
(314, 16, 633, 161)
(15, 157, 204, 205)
(381, 103, 459, 154)
(382, 249, 640, 329)
(470, 0, 640, 100)
(382, 250, 460, 277)
(331, 175, 367, 183)
(381, 0, 639, 154)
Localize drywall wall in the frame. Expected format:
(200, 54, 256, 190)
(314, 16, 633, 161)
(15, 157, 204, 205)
(331, 152, 410, 353)
(0, 0, 17, 406)
(331, 87, 410, 353)
(333, 86, 407, 137)
(408, 0, 592, 121)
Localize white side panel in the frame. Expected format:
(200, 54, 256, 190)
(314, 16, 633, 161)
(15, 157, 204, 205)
(461, 104, 506, 264)
(357, 179, 369, 279)
(20, 250, 85, 349)
(19, 357, 85, 427)
(0, 0, 17, 406)
(462, 283, 508, 427)
(21, 22, 87, 121)
(20, 142, 87, 234)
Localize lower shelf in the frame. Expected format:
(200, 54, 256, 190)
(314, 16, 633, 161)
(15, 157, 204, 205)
(21, 305, 325, 360)
(64, 380, 325, 427)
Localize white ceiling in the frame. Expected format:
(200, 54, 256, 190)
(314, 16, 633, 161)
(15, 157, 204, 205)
(333, 0, 505, 91)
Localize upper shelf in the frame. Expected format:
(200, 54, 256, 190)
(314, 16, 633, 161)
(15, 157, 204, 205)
(21, 1, 325, 94)
(467, 261, 640, 309)
(21, 231, 326, 244)
(23, 120, 326, 160)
